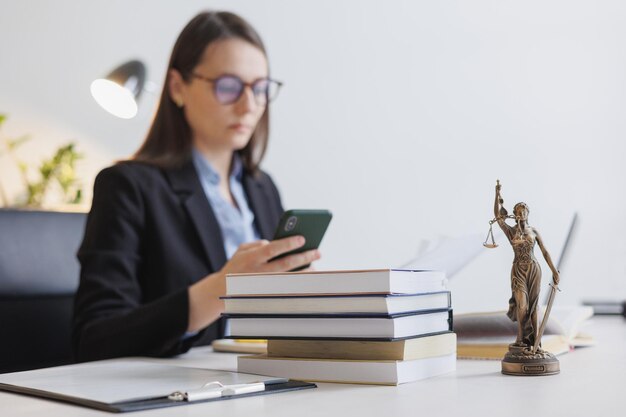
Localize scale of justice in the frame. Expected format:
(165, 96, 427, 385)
(483, 180, 561, 376)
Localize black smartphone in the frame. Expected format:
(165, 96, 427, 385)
(271, 209, 332, 271)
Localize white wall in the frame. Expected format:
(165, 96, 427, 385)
(1, 0, 625, 311)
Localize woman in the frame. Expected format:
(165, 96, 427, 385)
(494, 182, 559, 350)
(73, 11, 320, 362)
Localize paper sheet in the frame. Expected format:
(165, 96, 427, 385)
(399, 233, 485, 278)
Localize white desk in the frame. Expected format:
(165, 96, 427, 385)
(2, 317, 624, 417)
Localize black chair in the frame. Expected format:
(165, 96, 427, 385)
(0, 209, 86, 374)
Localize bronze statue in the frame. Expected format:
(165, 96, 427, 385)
(486, 180, 561, 376)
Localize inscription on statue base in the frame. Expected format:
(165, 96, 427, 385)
(501, 344, 560, 376)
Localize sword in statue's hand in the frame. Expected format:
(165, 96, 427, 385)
(532, 276, 561, 354)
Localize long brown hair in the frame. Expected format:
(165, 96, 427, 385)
(133, 11, 270, 173)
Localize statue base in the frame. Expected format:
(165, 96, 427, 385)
(501, 344, 560, 376)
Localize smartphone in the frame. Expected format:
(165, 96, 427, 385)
(271, 209, 332, 271)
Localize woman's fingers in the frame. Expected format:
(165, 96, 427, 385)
(260, 235, 305, 261)
(224, 237, 319, 275)
(263, 249, 321, 272)
(238, 240, 269, 251)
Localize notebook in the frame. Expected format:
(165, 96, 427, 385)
(0, 359, 315, 413)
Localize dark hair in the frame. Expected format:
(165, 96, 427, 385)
(133, 11, 270, 173)
(513, 202, 529, 216)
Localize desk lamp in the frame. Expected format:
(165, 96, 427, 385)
(90, 60, 146, 119)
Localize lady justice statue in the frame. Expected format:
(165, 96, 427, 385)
(485, 180, 561, 376)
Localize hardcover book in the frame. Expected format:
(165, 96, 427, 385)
(225, 310, 453, 340)
(225, 269, 447, 296)
(267, 332, 456, 361)
(222, 291, 451, 315)
(238, 353, 456, 385)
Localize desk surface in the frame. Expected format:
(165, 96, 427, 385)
(2, 316, 624, 417)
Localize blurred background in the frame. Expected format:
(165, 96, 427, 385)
(1, 0, 624, 312)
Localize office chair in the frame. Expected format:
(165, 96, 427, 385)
(0, 209, 86, 374)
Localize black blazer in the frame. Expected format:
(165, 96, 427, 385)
(72, 160, 283, 362)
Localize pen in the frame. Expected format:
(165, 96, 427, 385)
(222, 382, 265, 396)
(168, 381, 266, 402)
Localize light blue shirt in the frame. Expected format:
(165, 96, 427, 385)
(187, 150, 260, 339)
(191, 149, 261, 259)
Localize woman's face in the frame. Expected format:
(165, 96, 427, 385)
(515, 205, 529, 221)
(171, 38, 268, 155)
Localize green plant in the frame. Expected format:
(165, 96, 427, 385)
(0, 114, 83, 208)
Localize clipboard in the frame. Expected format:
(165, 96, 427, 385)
(0, 359, 316, 413)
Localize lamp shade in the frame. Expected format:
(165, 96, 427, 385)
(90, 60, 146, 119)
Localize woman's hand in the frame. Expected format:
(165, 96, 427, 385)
(187, 236, 320, 332)
(222, 236, 320, 276)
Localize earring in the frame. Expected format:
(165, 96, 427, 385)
(174, 98, 184, 108)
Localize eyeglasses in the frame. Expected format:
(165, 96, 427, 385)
(189, 73, 283, 105)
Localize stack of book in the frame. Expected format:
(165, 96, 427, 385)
(222, 269, 456, 385)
